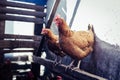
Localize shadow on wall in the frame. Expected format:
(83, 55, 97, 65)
(80, 34, 120, 80)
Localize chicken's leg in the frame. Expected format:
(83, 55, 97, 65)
(70, 60, 81, 70)
(67, 46, 93, 71)
(76, 46, 93, 69)
(68, 59, 75, 68)
(78, 46, 92, 67)
(76, 60, 81, 69)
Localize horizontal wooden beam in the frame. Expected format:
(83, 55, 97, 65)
(1, 49, 34, 54)
(32, 56, 107, 80)
(12, 71, 29, 75)
(0, 34, 42, 41)
(11, 63, 31, 70)
(0, 40, 40, 49)
(0, 7, 46, 18)
(0, 14, 45, 24)
(7, 56, 29, 61)
(0, 0, 45, 11)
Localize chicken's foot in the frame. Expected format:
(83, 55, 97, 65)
(71, 60, 81, 71)
(53, 56, 62, 67)
(65, 60, 75, 71)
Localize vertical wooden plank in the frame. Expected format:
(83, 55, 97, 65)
(0, 21, 5, 34)
(32, 1, 47, 79)
(0, 0, 5, 63)
(0, 21, 5, 63)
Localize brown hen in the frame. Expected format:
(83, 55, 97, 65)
(54, 15, 94, 69)
(41, 28, 66, 64)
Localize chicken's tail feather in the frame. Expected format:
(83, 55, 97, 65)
(88, 24, 94, 34)
(88, 24, 96, 47)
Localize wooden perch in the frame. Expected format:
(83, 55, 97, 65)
(32, 56, 107, 80)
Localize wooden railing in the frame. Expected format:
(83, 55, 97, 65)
(0, 34, 42, 54)
(33, 56, 107, 80)
(0, 0, 45, 54)
(0, 0, 46, 24)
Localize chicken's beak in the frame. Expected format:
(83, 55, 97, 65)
(41, 29, 45, 34)
(53, 17, 58, 25)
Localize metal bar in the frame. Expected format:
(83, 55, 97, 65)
(33, 56, 107, 80)
(35, 34, 44, 56)
(36, 0, 61, 56)
(69, 0, 81, 27)
(46, 0, 61, 28)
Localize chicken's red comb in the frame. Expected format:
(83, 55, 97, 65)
(54, 14, 61, 22)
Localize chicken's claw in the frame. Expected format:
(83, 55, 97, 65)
(41, 27, 46, 34)
(53, 61, 61, 67)
(52, 56, 62, 67)
(65, 60, 80, 72)
(65, 60, 75, 71)
(41, 28, 49, 35)
(65, 65, 74, 72)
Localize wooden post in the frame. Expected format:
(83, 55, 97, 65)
(0, 1, 5, 63)
(0, 21, 5, 34)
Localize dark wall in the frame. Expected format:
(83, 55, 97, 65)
(80, 35, 120, 80)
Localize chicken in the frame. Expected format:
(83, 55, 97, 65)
(41, 28, 66, 65)
(54, 15, 94, 69)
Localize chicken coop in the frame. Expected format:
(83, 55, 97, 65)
(0, 0, 120, 80)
